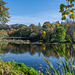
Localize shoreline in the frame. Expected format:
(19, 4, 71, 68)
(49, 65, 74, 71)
(0, 39, 74, 45)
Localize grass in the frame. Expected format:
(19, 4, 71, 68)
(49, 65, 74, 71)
(0, 60, 43, 75)
(37, 38, 75, 75)
(43, 55, 75, 75)
(42, 41, 75, 75)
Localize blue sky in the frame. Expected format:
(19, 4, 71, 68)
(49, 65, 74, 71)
(4, 0, 66, 25)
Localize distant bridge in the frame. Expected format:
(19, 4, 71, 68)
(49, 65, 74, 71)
(2, 35, 40, 42)
(2, 37, 31, 40)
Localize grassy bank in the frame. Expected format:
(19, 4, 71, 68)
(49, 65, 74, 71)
(0, 60, 43, 75)
(0, 39, 44, 44)
(1, 39, 72, 44)
(0, 38, 74, 45)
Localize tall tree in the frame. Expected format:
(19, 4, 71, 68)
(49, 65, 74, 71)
(0, 0, 10, 24)
(59, 0, 75, 41)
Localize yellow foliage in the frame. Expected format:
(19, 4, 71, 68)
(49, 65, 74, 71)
(40, 31, 46, 39)
(44, 23, 51, 27)
(70, 14, 75, 19)
(42, 31, 46, 34)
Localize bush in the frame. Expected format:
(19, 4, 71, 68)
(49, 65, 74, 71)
(0, 60, 43, 75)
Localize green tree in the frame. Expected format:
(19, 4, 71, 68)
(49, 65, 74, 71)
(55, 26, 66, 41)
(0, 0, 10, 24)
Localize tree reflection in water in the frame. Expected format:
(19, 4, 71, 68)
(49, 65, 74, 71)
(0, 43, 75, 58)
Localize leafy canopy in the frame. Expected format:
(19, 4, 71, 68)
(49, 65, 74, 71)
(0, 0, 10, 24)
(59, 0, 75, 20)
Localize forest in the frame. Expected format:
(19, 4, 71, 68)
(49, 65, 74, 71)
(0, 21, 75, 42)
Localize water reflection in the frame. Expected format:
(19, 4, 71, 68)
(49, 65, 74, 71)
(0, 43, 75, 57)
(0, 43, 75, 74)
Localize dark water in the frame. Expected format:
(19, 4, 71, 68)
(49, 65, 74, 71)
(0, 43, 75, 74)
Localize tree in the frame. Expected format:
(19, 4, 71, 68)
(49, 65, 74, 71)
(55, 26, 66, 41)
(59, 0, 75, 41)
(60, 0, 75, 20)
(40, 31, 46, 41)
(0, 0, 10, 24)
(43, 21, 51, 28)
(29, 24, 36, 29)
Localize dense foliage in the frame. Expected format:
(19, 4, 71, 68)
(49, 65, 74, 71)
(0, 0, 10, 24)
(0, 29, 8, 38)
(60, 0, 75, 20)
(59, 0, 75, 42)
(55, 26, 66, 41)
(0, 60, 43, 75)
(0, 21, 75, 42)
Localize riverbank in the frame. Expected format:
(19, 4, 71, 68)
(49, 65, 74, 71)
(0, 39, 74, 45)
(0, 38, 74, 45)
(0, 39, 43, 44)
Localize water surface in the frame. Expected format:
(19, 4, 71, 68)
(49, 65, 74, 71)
(0, 43, 75, 73)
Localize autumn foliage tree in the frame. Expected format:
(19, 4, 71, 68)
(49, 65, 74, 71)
(60, 0, 75, 20)
(0, 0, 10, 24)
(60, 0, 75, 41)
(43, 22, 51, 28)
(40, 31, 46, 40)
(7, 28, 16, 36)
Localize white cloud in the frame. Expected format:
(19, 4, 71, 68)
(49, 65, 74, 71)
(7, 10, 62, 25)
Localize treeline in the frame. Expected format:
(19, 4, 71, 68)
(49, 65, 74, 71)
(0, 21, 75, 42)
(0, 24, 25, 30)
